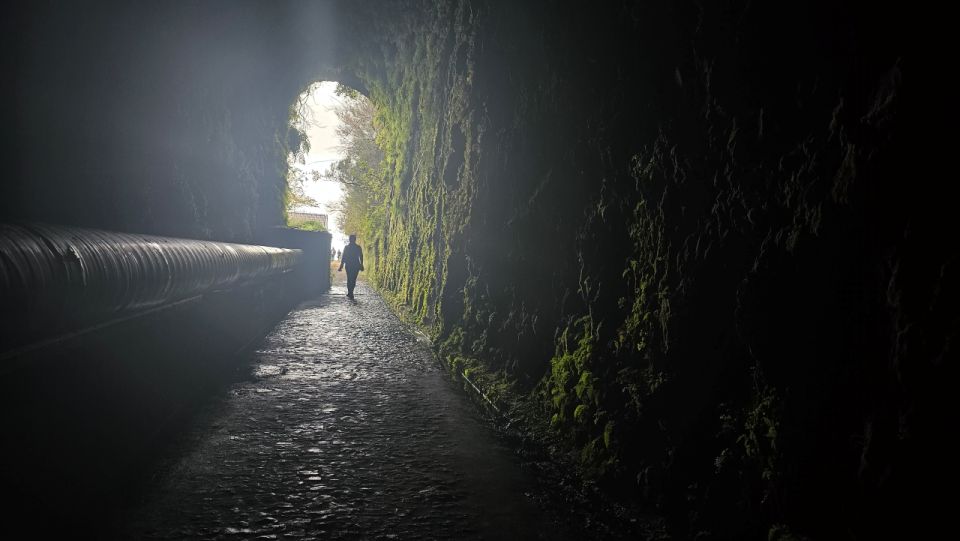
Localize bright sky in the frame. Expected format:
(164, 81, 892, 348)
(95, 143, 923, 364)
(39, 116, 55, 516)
(289, 81, 347, 251)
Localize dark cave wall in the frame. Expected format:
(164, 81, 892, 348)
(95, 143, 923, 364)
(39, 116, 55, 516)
(3, 1, 349, 242)
(351, 1, 946, 538)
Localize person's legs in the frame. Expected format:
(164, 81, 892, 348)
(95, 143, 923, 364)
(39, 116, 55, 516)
(346, 269, 358, 298)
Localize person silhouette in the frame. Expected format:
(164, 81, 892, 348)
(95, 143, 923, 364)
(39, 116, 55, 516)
(338, 234, 364, 299)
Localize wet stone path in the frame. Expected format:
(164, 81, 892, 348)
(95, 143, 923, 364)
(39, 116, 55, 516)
(117, 273, 570, 540)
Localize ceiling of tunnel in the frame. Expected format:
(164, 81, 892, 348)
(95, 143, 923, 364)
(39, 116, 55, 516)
(2, 1, 368, 242)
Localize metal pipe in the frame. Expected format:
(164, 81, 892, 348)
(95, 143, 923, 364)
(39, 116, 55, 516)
(0, 223, 301, 353)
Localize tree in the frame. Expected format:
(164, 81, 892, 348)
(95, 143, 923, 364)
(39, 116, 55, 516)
(333, 92, 383, 169)
(321, 89, 387, 242)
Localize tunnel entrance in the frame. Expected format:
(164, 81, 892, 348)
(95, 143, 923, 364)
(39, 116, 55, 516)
(284, 81, 380, 256)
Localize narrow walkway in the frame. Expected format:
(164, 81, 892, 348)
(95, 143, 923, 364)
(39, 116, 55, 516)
(117, 272, 569, 540)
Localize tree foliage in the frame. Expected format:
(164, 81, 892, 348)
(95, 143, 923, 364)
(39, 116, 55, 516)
(283, 89, 316, 217)
(322, 91, 388, 246)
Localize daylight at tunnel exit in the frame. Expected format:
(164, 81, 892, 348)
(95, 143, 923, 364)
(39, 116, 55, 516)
(1, 1, 945, 540)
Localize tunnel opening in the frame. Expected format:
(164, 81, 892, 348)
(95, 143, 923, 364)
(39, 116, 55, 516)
(284, 80, 381, 257)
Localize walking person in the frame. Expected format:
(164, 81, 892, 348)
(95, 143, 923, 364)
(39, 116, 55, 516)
(338, 234, 364, 299)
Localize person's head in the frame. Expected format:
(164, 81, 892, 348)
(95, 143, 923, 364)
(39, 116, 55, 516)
(349, 234, 357, 244)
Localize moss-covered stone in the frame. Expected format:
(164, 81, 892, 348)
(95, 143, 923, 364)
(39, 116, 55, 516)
(335, 1, 933, 539)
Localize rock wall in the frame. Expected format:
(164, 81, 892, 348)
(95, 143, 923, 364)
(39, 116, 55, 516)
(351, 1, 947, 538)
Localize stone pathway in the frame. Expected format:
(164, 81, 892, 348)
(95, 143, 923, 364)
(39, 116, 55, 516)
(115, 272, 571, 540)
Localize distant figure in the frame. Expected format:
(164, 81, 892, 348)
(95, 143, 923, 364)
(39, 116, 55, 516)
(338, 235, 364, 299)
(336, 249, 342, 260)
(330, 247, 336, 258)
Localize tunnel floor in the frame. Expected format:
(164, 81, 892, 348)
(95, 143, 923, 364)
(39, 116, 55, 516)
(114, 271, 575, 540)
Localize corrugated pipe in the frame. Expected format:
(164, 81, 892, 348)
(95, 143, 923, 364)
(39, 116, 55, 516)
(0, 222, 301, 353)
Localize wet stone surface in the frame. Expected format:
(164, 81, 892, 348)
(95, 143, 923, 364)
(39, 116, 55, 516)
(116, 274, 571, 540)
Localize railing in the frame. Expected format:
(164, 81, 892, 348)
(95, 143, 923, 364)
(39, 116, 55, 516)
(0, 222, 302, 354)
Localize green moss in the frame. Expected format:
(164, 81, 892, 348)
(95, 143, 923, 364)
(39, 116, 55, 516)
(545, 315, 598, 428)
(738, 381, 783, 484)
(537, 145, 682, 477)
(336, 1, 482, 336)
(573, 404, 590, 424)
(603, 421, 616, 449)
(288, 220, 327, 232)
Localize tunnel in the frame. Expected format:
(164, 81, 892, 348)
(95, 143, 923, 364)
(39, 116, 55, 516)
(1, 1, 946, 539)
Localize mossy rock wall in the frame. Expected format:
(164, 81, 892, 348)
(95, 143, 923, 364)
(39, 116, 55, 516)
(350, 1, 947, 538)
